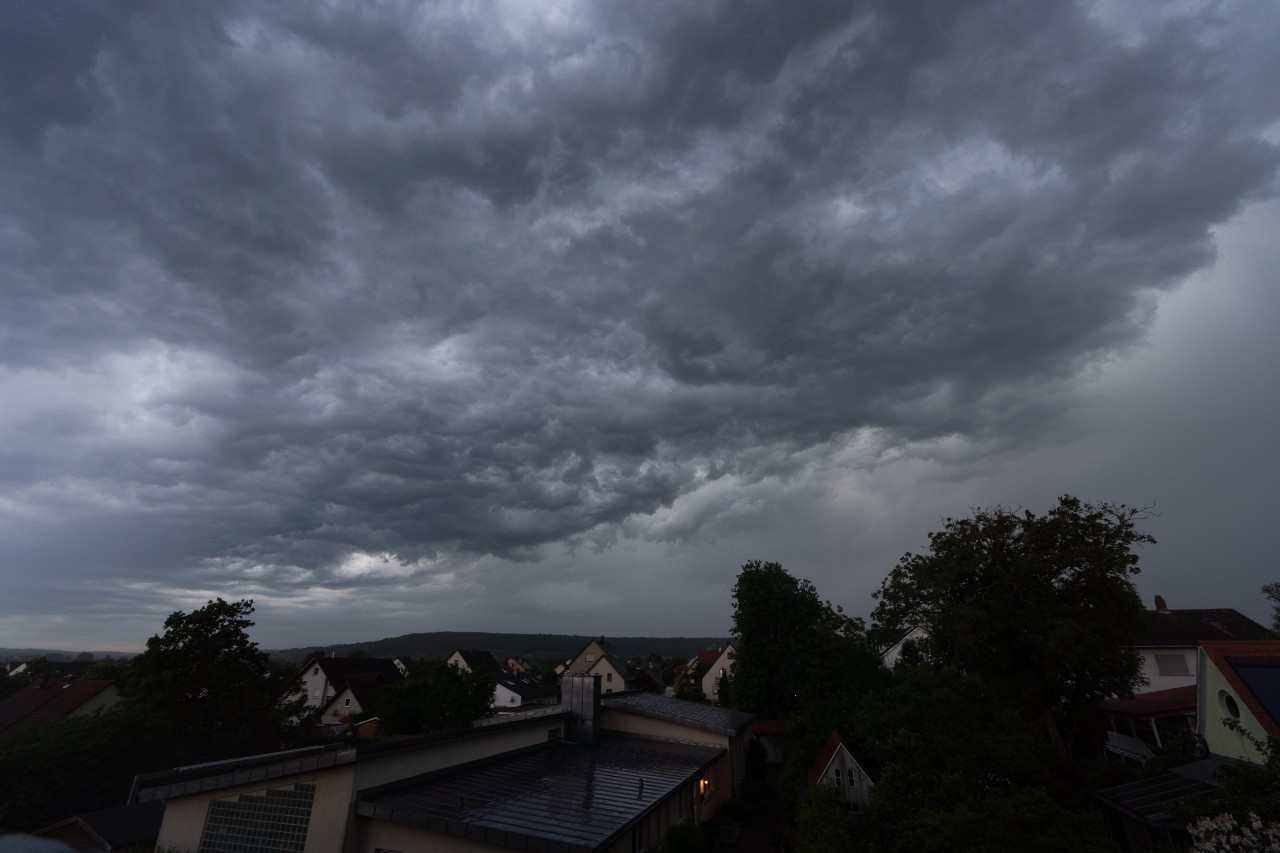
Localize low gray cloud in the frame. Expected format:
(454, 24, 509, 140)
(2, 0, 1278, 647)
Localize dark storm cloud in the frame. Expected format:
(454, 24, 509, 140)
(1, 0, 1277, 602)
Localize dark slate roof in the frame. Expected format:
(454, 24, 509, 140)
(1132, 609, 1272, 647)
(37, 801, 164, 849)
(132, 744, 355, 802)
(452, 649, 504, 674)
(357, 733, 722, 853)
(0, 680, 117, 738)
(310, 656, 406, 685)
(602, 692, 754, 736)
(1094, 758, 1226, 829)
(495, 673, 558, 701)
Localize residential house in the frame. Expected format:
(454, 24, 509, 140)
(807, 731, 874, 812)
(492, 672, 559, 710)
(0, 679, 121, 740)
(1196, 639, 1280, 763)
(450, 648, 560, 710)
(140, 677, 754, 853)
(1094, 638, 1280, 846)
(446, 648, 504, 676)
(568, 638, 636, 694)
(700, 644, 735, 705)
(1130, 596, 1271, 694)
(317, 679, 395, 728)
(880, 626, 928, 670)
(505, 656, 530, 673)
(1099, 686, 1197, 766)
(295, 656, 407, 715)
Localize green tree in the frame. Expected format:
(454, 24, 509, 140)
(871, 496, 1150, 753)
(793, 785, 853, 853)
(1263, 582, 1280, 635)
(124, 598, 306, 753)
(369, 659, 494, 735)
(730, 560, 862, 718)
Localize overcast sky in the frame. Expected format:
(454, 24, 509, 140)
(2, 0, 1278, 653)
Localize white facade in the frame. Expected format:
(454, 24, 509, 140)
(1134, 647, 1196, 694)
(701, 645, 735, 705)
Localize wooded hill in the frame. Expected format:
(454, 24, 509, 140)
(268, 632, 730, 664)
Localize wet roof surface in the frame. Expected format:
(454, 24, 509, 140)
(358, 734, 722, 852)
(601, 692, 755, 735)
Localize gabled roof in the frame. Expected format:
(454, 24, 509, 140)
(1201, 640, 1280, 736)
(0, 679, 118, 739)
(450, 649, 504, 674)
(602, 692, 754, 737)
(306, 656, 406, 685)
(357, 733, 723, 853)
(495, 673, 559, 701)
(1133, 609, 1272, 647)
(806, 730, 870, 786)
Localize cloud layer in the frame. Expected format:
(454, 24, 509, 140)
(2, 0, 1277, 648)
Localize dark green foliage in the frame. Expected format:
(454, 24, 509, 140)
(871, 496, 1150, 751)
(1264, 582, 1280, 635)
(0, 707, 189, 832)
(660, 822, 708, 853)
(883, 785, 1119, 853)
(730, 560, 867, 719)
(746, 736, 769, 782)
(1181, 733, 1280, 824)
(794, 785, 852, 853)
(853, 666, 1119, 851)
(369, 659, 495, 735)
(124, 598, 307, 754)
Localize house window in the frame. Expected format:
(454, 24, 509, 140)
(312, 667, 319, 675)
(586, 654, 596, 662)
(343, 698, 351, 707)
(606, 688, 613, 694)
(698, 774, 713, 802)
(834, 768, 842, 787)
(1154, 654, 1190, 677)
(607, 672, 613, 683)
(1220, 690, 1241, 719)
(200, 782, 315, 853)
(548, 727, 561, 740)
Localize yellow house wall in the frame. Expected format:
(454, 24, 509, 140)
(153, 763, 357, 853)
(1201, 658, 1269, 763)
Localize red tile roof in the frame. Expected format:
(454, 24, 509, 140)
(807, 730, 847, 786)
(1201, 640, 1280, 737)
(0, 679, 118, 738)
(1100, 686, 1197, 718)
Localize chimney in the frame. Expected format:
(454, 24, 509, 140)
(563, 674, 601, 745)
(1154, 595, 1168, 612)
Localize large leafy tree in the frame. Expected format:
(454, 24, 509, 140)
(871, 496, 1151, 753)
(730, 560, 864, 719)
(125, 598, 306, 752)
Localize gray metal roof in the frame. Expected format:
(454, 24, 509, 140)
(357, 734, 722, 853)
(1094, 758, 1225, 828)
(602, 692, 755, 736)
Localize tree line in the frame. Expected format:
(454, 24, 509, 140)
(725, 496, 1280, 852)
